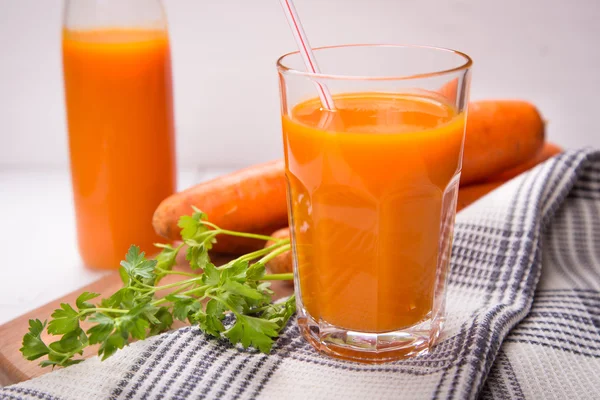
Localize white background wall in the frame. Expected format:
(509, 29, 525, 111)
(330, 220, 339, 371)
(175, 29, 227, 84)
(1, 0, 599, 170)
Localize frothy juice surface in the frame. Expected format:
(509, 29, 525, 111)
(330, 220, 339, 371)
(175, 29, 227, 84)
(63, 29, 176, 269)
(282, 93, 465, 332)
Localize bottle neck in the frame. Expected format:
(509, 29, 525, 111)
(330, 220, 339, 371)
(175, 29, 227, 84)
(63, 0, 167, 31)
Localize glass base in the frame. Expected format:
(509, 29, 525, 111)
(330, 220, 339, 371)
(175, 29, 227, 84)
(297, 309, 443, 364)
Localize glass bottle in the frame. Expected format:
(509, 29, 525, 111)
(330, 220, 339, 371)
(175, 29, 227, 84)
(63, 0, 176, 269)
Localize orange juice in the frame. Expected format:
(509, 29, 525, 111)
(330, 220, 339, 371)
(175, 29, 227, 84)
(63, 29, 176, 269)
(283, 93, 464, 333)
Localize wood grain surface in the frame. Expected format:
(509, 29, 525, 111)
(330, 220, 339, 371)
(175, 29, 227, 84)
(0, 255, 294, 386)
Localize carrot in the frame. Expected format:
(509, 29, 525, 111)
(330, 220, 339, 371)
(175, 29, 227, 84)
(484, 142, 562, 183)
(152, 159, 288, 254)
(461, 100, 545, 185)
(264, 227, 293, 278)
(264, 227, 292, 274)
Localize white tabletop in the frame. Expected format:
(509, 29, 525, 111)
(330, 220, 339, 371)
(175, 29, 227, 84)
(0, 167, 230, 325)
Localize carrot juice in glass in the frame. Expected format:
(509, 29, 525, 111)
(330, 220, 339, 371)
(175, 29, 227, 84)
(277, 45, 472, 362)
(63, 0, 176, 269)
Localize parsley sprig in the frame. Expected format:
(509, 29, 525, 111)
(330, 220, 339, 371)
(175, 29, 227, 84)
(21, 208, 294, 368)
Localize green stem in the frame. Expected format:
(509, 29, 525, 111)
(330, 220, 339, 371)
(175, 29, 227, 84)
(81, 307, 128, 315)
(171, 283, 198, 296)
(179, 285, 210, 298)
(231, 240, 290, 265)
(151, 276, 202, 292)
(131, 276, 154, 288)
(247, 304, 271, 314)
(151, 298, 169, 307)
(261, 273, 294, 281)
(258, 245, 291, 265)
(128, 286, 151, 293)
(150, 283, 209, 307)
(159, 269, 197, 277)
(49, 347, 83, 358)
(201, 221, 285, 242)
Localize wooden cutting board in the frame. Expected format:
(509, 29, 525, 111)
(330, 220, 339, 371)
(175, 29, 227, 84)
(0, 257, 294, 386)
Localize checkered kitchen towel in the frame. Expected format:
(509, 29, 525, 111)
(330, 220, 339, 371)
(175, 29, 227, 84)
(2, 149, 600, 400)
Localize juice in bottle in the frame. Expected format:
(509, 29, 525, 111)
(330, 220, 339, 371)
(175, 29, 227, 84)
(283, 93, 464, 358)
(63, 29, 176, 269)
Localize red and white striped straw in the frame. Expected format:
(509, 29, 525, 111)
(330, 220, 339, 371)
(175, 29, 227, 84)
(279, 0, 335, 110)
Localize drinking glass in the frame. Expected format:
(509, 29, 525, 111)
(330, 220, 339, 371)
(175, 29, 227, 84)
(277, 44, 472, 362)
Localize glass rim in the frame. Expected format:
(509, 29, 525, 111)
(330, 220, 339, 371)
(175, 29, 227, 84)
(276, 43, 473, 81)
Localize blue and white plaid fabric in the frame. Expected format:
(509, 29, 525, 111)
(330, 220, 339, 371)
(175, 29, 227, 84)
(2, 150, 599, 400)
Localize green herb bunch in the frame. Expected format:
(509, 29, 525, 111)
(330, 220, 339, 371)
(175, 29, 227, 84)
(20, 208, 295, 368)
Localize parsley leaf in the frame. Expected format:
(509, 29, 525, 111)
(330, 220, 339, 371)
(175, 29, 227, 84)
(178, 215, 201, 241)
(186, 244, 210, 270)
(20, 319, 49, 361)
(246, 262, 266, 281)
(120, 245, 157, 281)
(87, 314, 114, 345)
(221, 280, 264, 301)
(76, 292, 100, 311)
(224, 315, 279, 353)
(98, 331, 127, 360)
(201, 263, 220, 286)
(149, 307, 174, 336)
(167, 294, 201, 322)
(195, 299, 226, 337)
(261, 295, 296, 331)
(154, 243, 180, 273)
(47, 304, 79, 335)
